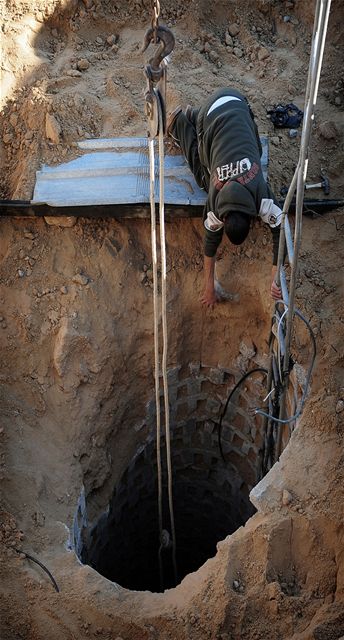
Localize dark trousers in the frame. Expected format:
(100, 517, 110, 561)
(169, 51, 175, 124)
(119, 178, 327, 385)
(170, 90, 262, 192)
(170, 110, 210, 191)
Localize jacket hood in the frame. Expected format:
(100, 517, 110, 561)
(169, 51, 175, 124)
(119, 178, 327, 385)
(216, 181, 257, 221)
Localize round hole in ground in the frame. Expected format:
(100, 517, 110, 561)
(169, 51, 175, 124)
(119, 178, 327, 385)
(74, 365, 267, 593)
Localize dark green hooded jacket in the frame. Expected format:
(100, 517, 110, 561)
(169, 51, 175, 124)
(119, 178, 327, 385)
(196, 88, 280, 263)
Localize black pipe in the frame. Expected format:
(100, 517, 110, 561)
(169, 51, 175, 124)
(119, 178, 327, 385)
(0, 199, 343, 218)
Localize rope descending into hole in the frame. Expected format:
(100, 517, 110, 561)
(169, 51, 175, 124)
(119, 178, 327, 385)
(144, 5, 177, 588)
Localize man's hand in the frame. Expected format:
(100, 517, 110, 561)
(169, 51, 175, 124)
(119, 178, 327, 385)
(200, 288, 222, 309)
(271, 265, 282, 300)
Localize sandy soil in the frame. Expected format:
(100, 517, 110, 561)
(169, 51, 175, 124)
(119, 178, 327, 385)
(0, 0, 344, 639)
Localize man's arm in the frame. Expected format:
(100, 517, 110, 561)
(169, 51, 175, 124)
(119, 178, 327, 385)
(201, 206, 224, 307)
(200, 255, 221, 308)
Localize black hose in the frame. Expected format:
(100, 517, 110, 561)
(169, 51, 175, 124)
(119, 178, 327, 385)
(255, 304, 317, 424)
(12, 547, 60, 593)
(218, 368, 268, 463)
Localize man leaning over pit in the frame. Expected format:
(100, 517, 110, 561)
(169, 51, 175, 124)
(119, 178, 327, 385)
(167, 87, 282, 308)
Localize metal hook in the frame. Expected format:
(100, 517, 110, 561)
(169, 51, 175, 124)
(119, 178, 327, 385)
(142, 24, 175, 71)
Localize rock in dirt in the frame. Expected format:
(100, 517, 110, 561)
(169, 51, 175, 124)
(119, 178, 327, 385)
(233, 47, 243, 58)
(106, 34, 118, 46)
(228, 23, 240, 37)
(77, 58, 90, 71)
(9, 113, 18, 127)
(336, 400, 344, 414)
(72, 273, 89, 286)
(318, 120, 338, 140)
(2, 133, 13, 145)
(257, 46, 270, 61)
(282, 489, 293, 506)
(225, 32, 233, 47)
(67, 69, 82, 77)
(209, 50, 219, 63)
(45, 113, 61, 144)
(44, 216, 77, 227)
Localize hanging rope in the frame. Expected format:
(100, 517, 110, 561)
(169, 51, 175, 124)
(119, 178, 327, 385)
(157, 97, 178, 584)
(148, 134, 164, 587)
(143, 9, 177, 589)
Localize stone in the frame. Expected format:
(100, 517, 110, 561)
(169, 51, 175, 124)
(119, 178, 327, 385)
(282, 489, 292, 506)
(44, 216, 76, 227)
(45, 113, 61, 144)
(289, 129, 298, 138)
(96, 36, 103, 45)
(257, 46, 270, 61)
(72, 273, 89, 285)
(228, 23, 240, 37)
(60, 286, 68, 294)
(336, 400, 344, 414)
(334, 96, 342, 106)
(77, 58, 90, 71)
(3, 133, 13, 144)
(225, 32, 233, 47)
(318, 120, 338, 140)
(106, 34, 117, 45)
(250, 460, 286, 512)
(209, 50, 219, 63)
(66, 69, 82, 77)
(271, 136, 280, 145)
(9, 113, 18, 127)
(233, 47, 243, 58)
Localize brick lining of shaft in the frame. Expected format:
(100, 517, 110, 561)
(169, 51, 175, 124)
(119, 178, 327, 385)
(75, 364, 265, 592)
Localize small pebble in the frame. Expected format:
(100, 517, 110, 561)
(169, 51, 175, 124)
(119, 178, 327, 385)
(77, 58, 90, 71)
(107, 34, 117, 45)
(233, 47, 243, 58)
(225, 32, 233, 47)
(72, 273, 89, 286)
(336, 400, 344, 414)
(289, 129, 298, 138)
(282, 489, 292, 506)
(228, 23, 240, 37)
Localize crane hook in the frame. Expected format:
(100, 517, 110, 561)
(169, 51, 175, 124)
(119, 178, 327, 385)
(142, 24, 175, 73)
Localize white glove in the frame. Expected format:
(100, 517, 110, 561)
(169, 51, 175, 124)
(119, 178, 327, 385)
(204, 211, 224, 232)
(259, 199, 282, 228)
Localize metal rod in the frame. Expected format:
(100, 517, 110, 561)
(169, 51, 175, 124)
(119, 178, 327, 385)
(284, 215, 294, 266)
(283, 0, 331, 379)
(279, 267, 289, 305)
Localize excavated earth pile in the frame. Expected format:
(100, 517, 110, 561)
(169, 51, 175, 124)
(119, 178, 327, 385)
(1, 1, 344, 639)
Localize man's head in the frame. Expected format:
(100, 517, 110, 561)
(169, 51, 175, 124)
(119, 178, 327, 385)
(224, 211, 251, 245)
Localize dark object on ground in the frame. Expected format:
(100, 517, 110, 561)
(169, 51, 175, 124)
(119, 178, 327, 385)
(267, 103, 304, 128)
(12, 547, 60, 592)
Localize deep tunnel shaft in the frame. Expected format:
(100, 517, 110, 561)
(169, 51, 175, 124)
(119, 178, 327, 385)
(81, 417, 259, 592)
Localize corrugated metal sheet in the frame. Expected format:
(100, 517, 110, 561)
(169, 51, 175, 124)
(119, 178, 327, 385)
(32, 136, 269, 207)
